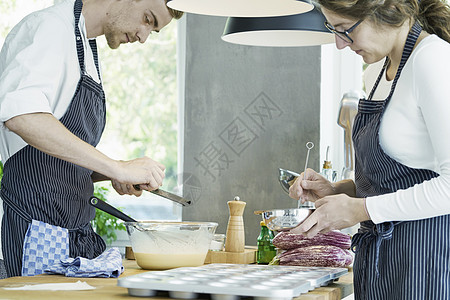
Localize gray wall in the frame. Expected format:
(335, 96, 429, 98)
(182, 14, 322, 246)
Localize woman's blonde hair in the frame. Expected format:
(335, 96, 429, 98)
(315, 0, 450, 43)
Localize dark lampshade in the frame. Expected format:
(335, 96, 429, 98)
(221, 8, 335, 47)
(167, 0, 313, 18)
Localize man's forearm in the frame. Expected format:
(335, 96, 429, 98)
(5, 112, 119, 179)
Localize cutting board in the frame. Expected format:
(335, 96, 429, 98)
(204, 246, 257, 264)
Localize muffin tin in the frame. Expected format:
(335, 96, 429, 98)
(118, 263, 347, 300)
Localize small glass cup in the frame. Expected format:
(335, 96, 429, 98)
(209, 234, 226, 251)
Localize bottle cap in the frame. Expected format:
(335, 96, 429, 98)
(322, 146, 332, 169)
(260, 221, 266, 226)
(322, 160, 332, 169)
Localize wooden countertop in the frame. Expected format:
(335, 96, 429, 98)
(0, 259, 353, 300)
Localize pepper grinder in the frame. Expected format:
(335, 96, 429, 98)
(225, 196, 246, 253)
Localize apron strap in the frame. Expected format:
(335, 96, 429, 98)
(385, 22, 422, 101)
(2, 191, 91, 231)
(352, 221, 400, 276)
(367, 21, 422, 102)
(1, 192, 32, 223)
(74, 0, 85, 75)
(366, 58, 389, 101)
(74, 0, 102, 82)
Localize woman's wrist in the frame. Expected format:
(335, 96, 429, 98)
(332, 179, 356, 196)
(362, 197, 371, 221)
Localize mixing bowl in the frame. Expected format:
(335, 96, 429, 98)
(124, 221, 218, 270)
(260, 208, 313, 231)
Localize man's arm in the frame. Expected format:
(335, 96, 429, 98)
(5, 112, 165, 189)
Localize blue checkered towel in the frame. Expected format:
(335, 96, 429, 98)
(22, 220, 69, 276)
(45, 247, 124, 278)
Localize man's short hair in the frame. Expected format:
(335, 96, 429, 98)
(165, 0, 184, 19)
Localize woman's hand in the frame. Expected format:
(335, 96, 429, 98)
(289, 168, 336, 203)
(290, 194, 370, 237)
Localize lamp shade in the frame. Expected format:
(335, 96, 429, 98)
(221, 8, 335, 47)
(167, 0, 313, 18)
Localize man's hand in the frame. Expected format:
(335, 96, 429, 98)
(111, 179, 143, 196)
(114, 157, 165, 191)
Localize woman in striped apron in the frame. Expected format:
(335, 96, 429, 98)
(0, 0, 181, 277)
(289, 0, 450, 298)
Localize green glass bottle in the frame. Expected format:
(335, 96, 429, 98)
(257, 221, 277, 264)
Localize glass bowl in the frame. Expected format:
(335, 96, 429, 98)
(124, 221, 218, 270)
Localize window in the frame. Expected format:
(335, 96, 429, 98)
(96, 19, 181, 221)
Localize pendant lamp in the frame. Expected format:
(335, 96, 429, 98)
(221, 8, 335, 47)
(167, 0, 314, 18)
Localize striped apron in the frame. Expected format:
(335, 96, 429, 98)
(351, 22, 450, 299)
(0, 0, 106, 277)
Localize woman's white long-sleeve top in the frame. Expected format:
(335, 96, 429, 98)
(363, 35, 450, 224)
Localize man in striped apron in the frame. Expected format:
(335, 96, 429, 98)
(0, 0, 182, 277)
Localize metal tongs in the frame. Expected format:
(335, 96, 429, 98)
(133, 185, 192, 206)
(149, 189, 192, 206)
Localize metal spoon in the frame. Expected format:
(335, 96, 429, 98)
(89, 196, 137, 222)
(89, 197, 151, 233)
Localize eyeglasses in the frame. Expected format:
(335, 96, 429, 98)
(324, 20, 363, 43)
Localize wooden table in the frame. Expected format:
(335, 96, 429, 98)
(0, 259, 353, 299)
